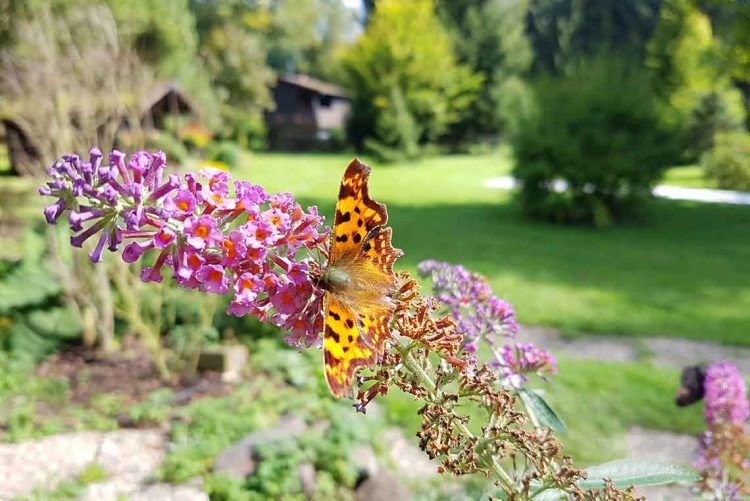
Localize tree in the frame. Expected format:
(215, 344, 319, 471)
(526, 0, 662, 74)
(647, 0, 746, 157)
(512, 58, 675, 226)
(437, 0, 534, 142)
(705, 0, 750, 86)
(341, 0, 482, 158)
(0, 2, 152, 176)
(106, 0, 219, 126)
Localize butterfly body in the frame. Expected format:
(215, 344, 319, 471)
(320, 159, 403, 398)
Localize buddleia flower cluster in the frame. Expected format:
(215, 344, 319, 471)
(694, 361, 750, 499)
(417, 260, 556, 385)
(41, 149, 329, 349)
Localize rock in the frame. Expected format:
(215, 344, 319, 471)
(0, 431, 103, 499)
(298, 462, 316, 498)
(625, 427, 697, 501)
(77, 430, 164, 500)
(213, 414, 307, 478)
(197, 345, 249, 382)
(625, 427, 696, 464)
(356, 470, 411, 501)
(351, 445, 380, 477)
(381, 428, 436, 480)
(0, 429, 208, 501)
(126, 480, 208, 501)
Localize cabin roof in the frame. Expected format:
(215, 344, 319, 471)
(277, 74, 348, 99)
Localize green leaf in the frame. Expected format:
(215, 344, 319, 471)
(532, 488, 565, 500)
(0, 262, 61, 313)
(518, 388, 566, 433)
(580, 460, 700, 490)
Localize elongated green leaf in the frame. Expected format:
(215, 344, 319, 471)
(532, 488, 565, 500)
(518, 388, 566, 433)
(580, 460, 700, 490)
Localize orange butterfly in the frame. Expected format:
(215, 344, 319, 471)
(317, 159, 403, 398)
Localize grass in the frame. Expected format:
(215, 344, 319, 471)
(661, 165, 709, 188)
(544, 358, 703, 465)
(380, 357, 705, 466)
(238, 151, 750, 345)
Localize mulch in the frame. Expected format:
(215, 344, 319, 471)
(36, 343, 229, 408)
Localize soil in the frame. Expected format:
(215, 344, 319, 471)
(35, 344, 229, 409)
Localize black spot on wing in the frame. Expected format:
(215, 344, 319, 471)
(326, 325, 340, 343)
(336, 210, 351, 224)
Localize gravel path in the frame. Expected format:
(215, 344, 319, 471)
(0, 430, 206, 500)
(626, 427, 696, 500)
(484, 176, 750, 205)
(520, 325, 750, 376)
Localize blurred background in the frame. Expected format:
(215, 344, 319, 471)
(0, 0, 748, 499)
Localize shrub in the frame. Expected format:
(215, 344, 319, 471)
(178, 123, 213, 151)
(205, 140, 243, 170)
(341, 0, 481, 158)
(230, 115, 267, 151)
(143, 130, 189, 165)
(512, 58, 675, 226)
(703, 131, 750, 191)
(686, 90, 746, 157)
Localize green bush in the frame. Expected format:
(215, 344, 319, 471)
(686, 90, 746, 158)
(702, 131, 750, 191)
(205, 140, 243, 170)
(512, 59, 675, 226)
(341, 0, 481, 157)
(230, 115, 267, 151)
(145, 130, 189, 165)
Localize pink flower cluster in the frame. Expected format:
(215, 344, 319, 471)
(703, 361, 749, 427)
(417, 260, 556, 385)
(494, 343, 558, 384)
(41, 149, 329, 349)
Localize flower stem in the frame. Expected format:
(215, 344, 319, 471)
(398, 341, 516, 491)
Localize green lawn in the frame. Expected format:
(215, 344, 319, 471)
(238, 152, 750, 345)
(661, 165, 709, 188)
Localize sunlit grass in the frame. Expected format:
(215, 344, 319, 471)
(661, 165, 710, 188)
(239, 152, 750, 345)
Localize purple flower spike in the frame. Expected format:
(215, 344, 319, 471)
(69, 209, 102, 232)
(44, 199, 66, 224)
(418, 259, 543, 386)
(109, 149, 130, 184)
(88, 233, 109, 263)
(196, 264, 230, 294)
(703, 361, 749, 426)
(41, 148, 330, 353)
(128, 151, 152, 180)
(122, 241, 148, 263)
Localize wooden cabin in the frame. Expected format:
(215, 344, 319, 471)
(266, 74, 351, 151)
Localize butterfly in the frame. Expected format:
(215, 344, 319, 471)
(317, 159, 403, 398)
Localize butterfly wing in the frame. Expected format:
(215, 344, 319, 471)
(323, 159, 402, 398)
(330, 159, 388, 264)
(358, 226, 402, 277)
(323, 293, 379, 397)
